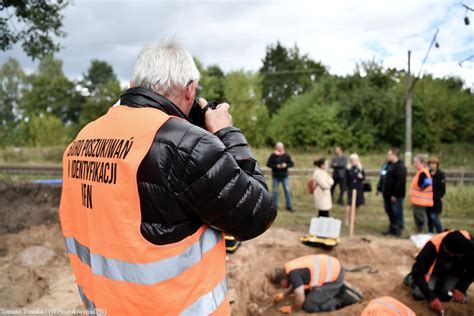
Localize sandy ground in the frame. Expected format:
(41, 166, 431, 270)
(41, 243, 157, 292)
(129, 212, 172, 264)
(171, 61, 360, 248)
(0, 224, 472, 316)
(0, 183, 472, 315)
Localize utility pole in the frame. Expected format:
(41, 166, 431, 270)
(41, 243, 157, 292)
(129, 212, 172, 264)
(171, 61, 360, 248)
(405, 28, 439, 166)
(405, 50, 412, 166)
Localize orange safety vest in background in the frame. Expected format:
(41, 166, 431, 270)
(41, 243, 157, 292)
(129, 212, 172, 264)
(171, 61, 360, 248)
(284, 255, 341, 290)
(361, 296, 415, 316)
(424, 230, 471, 282)
(409, 168, 433, 207)
(59, 106, 229, 316)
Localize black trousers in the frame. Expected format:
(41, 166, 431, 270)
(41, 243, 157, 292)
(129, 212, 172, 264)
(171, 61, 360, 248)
(331, 175, 346, 205)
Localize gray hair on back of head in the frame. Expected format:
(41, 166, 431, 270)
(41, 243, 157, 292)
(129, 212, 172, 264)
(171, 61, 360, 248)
(132, 37, 200, 96)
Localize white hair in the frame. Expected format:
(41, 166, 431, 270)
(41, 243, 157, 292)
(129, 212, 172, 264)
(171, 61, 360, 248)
(348, 153, 363, 170)
(132, 38, 200, 96)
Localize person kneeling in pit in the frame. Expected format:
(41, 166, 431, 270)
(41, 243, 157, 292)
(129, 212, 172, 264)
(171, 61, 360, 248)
(404, 230, 473, 314)
(269, 254, 362, 313)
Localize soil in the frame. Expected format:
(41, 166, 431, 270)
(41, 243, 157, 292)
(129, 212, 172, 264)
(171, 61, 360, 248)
(0, 182, 472, 315)
(0, 182, 61, 234)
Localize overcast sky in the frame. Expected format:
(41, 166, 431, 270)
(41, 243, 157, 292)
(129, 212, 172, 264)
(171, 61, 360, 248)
(2, 0, 474, 88)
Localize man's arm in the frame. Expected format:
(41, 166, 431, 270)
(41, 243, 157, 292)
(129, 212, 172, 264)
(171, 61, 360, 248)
(266, 154, 278, 169)
(412, 242, 438, 301)
(292, 286, 305, 310)
(178, 127, 276, 241)
(394, 165, 406, 198)
(286, 154, 294, 168)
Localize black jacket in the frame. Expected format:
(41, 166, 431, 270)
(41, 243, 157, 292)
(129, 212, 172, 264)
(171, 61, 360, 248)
(266, 152, 294, 178)
(382, 160, 407, 199)
(119, 87, 276, 245)
(411, 231, 473, 301)
(431, 169, 446, 200)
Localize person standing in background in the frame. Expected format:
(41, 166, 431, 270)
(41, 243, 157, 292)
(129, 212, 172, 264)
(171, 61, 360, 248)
(382, 148, 407, 237)
(345, 154, 365, 225)
(312, 158, 334, 217)
(331, 146, 347, 206)
(427, 157, 446, 233)
(267, 142, 295, 212)
(409, 154, 434, 233)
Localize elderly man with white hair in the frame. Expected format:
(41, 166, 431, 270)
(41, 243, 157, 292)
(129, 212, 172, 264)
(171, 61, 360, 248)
(59, 38, 276, 315)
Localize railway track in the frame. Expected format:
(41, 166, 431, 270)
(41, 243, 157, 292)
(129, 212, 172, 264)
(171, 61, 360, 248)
(1, 165, 473, 184)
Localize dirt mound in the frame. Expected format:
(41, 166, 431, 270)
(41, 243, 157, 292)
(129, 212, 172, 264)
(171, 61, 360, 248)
(0, 184, 472, 316)
(0, 224, 81, 311)
(228, 228, 474, 316)
(0, 182, 61, 234)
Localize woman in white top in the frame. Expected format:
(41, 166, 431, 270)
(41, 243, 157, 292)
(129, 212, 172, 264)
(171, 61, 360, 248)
(312, 158, 334, 217)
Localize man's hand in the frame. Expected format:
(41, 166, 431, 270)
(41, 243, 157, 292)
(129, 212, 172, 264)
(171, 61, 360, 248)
(273, 293, 285, 302)
(278, 305, 292, 314)
(198, 98, 232, 133)
(453, 289, 466, 303)
(281, 163, 287, 168)
(429, 298, 444, 313)
(390, 196, 397, 203)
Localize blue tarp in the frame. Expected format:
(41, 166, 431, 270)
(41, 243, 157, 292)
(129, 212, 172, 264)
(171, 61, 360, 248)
(32, 179, 63, 185)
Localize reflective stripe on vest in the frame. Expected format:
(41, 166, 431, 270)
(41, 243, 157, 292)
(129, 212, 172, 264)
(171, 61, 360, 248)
(59, 106, 229, 315)
(64, 227, 221, 285)
(409, 168, 433, 207)
(284, 255, 341, 289)
(361, 296, 416, 316)
(425, 230, 471, 282)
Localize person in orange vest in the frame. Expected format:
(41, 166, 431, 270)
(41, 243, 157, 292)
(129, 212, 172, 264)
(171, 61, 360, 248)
(269, 255, 362, 313)
(59, 38, 276, 315)
(361, 296, 415, 316)
(409, 154, 434, 233)
(404, 230, 474, 314)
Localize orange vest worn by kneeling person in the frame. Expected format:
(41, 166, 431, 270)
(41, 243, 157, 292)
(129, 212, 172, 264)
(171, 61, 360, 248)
(361, 296, 415, 316)
(59, 106, 229, 316)
(424, 230, 471, 282)
(409, 168, 433, 207)
(284, 255, 342, 290)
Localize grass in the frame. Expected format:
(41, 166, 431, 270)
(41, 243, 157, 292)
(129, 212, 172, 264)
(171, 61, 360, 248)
(0, 143, 472, 237)
(0, 146, 64, 165)
(252, 143, 474, 170)
(270, 177, 474, 236)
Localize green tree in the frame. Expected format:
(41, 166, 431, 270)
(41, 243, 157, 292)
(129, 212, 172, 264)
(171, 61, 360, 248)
(0, 57, 25, 145)
(79, 80, 122, 128)
(225, 71, 269, 146)
(0, 0, 69, 59)
(259, 42, 328, 115)
(200, 65, 225, 102)
(17, 114, 68, 146)
(269, 95, 344, 149)
(20, 56, 83, 124)
(82, 59, 118, 95)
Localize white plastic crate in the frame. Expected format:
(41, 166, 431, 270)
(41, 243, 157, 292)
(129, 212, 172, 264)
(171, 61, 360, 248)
(308, 217, 341, 239)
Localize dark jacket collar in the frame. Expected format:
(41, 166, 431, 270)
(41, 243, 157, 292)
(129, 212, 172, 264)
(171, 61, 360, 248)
(119, 87, 189, 121)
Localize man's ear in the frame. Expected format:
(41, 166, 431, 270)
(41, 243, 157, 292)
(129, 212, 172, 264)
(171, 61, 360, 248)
(185, 81, 197, 102)
(129, 80, 135, 88)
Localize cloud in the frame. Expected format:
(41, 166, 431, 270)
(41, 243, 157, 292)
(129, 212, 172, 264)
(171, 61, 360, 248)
(1, 0, 473, 87)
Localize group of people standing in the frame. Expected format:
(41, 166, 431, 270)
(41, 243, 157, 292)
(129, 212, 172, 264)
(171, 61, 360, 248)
(312, 148, 366, 224)
(379, 148, 446, 237)
(267, 144, 367, 223)
(267, 143, 447, 236)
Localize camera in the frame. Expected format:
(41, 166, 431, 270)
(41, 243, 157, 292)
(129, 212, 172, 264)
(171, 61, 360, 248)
(188, 98, 219, 128)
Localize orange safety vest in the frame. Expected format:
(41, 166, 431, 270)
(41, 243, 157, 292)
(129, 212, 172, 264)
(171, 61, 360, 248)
(424, 230, 471, 282)
(409, 168, 433, 207)
(59, 106, 229, 316)
(361, 296, 415, 316)
(284, 255, 341, 290)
